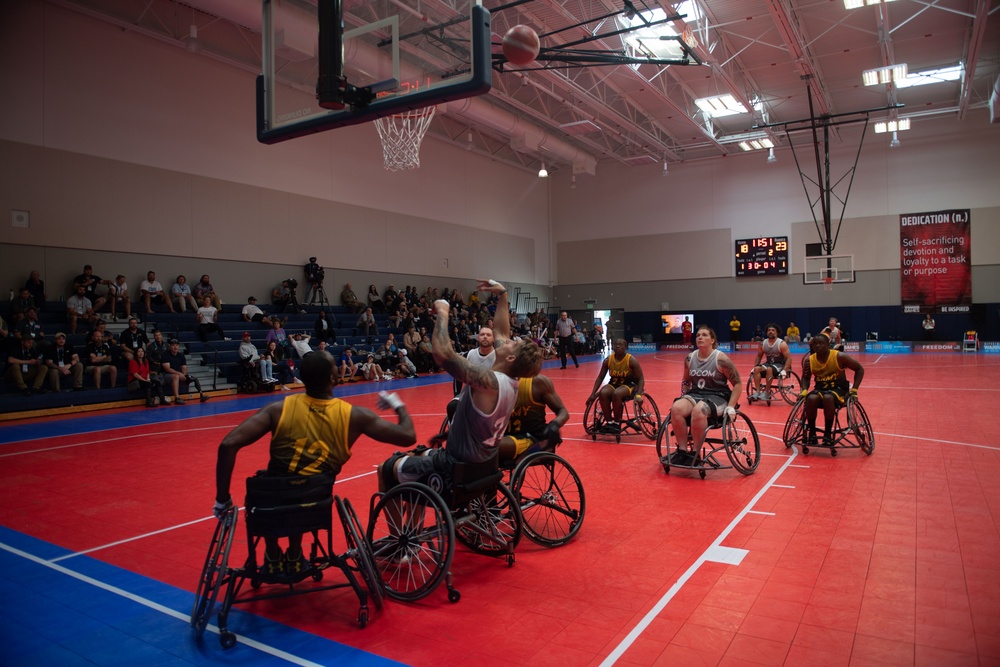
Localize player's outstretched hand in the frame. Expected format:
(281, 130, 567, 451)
(477, 279, 506, 294)
(377, 391, 405, 411)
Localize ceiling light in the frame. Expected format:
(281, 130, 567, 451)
(873, 118, 911, 133)
(695, 95, 749, 118)
(538, 162, 548, 178)
(571, 174, 577, 189)
(895, 64, 963, 89)
(844, 0, 896, 8)
(767, 147, 777, 164)
(184, 25, 201, 53)
(662, 160, 669, 176)
(862, 63, 908, 86)
(889, 131, 900, 148)
(738, 138, 774, 151)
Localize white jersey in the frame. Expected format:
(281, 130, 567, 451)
(448, 371, 518, 463)
(466, 346, 496, 370)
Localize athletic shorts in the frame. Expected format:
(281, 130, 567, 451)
(810, 386, 847, 405)
(678, 392, 729, 421)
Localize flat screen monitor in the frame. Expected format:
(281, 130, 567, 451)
(661, 314, 694, 334)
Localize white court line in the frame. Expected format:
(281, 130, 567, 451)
(747, 510, 775, 516)
(0, 425, 236, 458)
(600, 446, 799, 666)
(0, 540, 328, 667)
(873, 354, 885, 364)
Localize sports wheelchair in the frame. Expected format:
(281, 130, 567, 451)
(191, 472, 381, 649)
(746, 367, 801, 406)
(655, 404, 760, 478)
(366, 451, 523, 603)
(583, 392, 662, 443)
(782, 393, 874, 456)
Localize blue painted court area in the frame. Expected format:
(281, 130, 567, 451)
(0, 526, 403, 667)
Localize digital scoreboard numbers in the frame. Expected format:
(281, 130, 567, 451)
(735, 236, 789, 276)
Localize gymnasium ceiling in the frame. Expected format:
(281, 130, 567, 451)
(49, 0, 1000, 174)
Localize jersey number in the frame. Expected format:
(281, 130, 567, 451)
(287, 437, 331, 475)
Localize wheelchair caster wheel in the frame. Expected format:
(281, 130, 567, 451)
(220, 631, 237, 649)
(830, 448, 838, 457)
(448, 588, 461, 603)
(766, 400, 771, 407)
(358, 608, 369, 629)
(591, 433, 597, 441)
(662, 464, 670, 474)
(802, 446, 810, 455)
(250, 577, 262, 589)
(699, 470, 706, 479)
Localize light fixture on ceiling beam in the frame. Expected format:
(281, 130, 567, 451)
(184, 25, 201, 53)
(571, 174, 577, 189)
(767, 147, 777, 164)
(889, 131, 900, 148)
(662, 159, 669, 176)
(874, 118, 910, 133)
(738, 138, 774, 151)
(862, 63, 908, 86)
(844, 0, 896, 9)
(538, 162, 548, 178)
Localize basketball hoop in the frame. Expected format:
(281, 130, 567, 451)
(823, 276, 834, 292)
(374, 106, 436, 171)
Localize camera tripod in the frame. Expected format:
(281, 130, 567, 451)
(307, 283, 330, 307)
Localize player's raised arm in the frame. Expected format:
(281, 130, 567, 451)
(433, 298, 498, 390)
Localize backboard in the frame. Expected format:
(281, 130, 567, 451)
(257, 0, 491, 145)
(803, 254, 855, 284)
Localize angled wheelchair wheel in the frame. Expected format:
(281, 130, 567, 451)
(367, 483, 454, 602)
(723, 412, 760, 475)
(510, 452, 585, 547)
(191, 506, 237, 634)
(846, 398, 875, 455)
(635, 395, 661, 440)
(455, 482, 523, 557)
(778, 371, 801, 406)
(654, 420, 671, 466)
(336, 496, 383, 611)
(783, 400, 807, 449)
(583, 400, 604, 439)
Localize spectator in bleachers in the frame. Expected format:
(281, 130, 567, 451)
(271, 279, 304, 314)
(387, 302, 406, 330)
(341, 283, 364, 314)
(140, 271, 174, 314)
(313, 310, 336, 343)
(66, 284, 96, 335)
(265, 317, 290, 353)
(171, 275, 198, 312)
(383, 284, 399, 308)
(0, 315, 8, 339)
(361, 353, 385, 381)
(196, 296, 229, 343)
(85, 330, 117, 390)
(10, 287, 36, 325)
(367, 284, 385, 313)
(303, 257, 324, 304)
(395, 348, 417, 378)
(74, 265, 110, 314)
(241, 296, 273, 328)
(24, 271, 46, 311)
(261, 340, 283, 388)
(403, 324, 420, 359)
(147, 329, 168, 370)
(418, 333, 439, 373)
(128, 346, 165, 407)
(109, 274, 133, 323)
(16, 307, 45, 343)
(192, 275, 222, 310)
(374, 339, 396, 374)
(338, 347, 359, 384)
(6, 336, 47, 395)
(44, 332, 83, 392)
(119, 317, 149, 362)
(289, 333, 313, 359)
(238, 332, 267, 384)
(161, 338, 208, 403)
(357, 307, 379, 339)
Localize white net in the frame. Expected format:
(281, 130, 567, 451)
(374, 107, 436, 171)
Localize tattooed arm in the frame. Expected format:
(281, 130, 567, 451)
(432, 299, 499, 391)
(718, 352, 742, 408)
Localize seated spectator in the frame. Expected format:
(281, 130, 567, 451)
(44, 332, 83, 392)
(313, 310, 336, 343)
(239, 332, 269, 384)
(192, 275, 222, 310)
(109, 274, 133, 322)
(403, 324, 420, 359)
(242, 296, 273, 328)
(374, 339, 396, 373)
(24, 270, 46, 311)
(338, 348, 359, 383)
(171, 275, 198, 312)
(289, 332, 313, 359)
(574, 326, 587, 355)
(196, 296, 229, 343)
(341, 282, 364, 314)
(260, 341, 284, 387)
(66, 285, 96, 334)
(367, 284, 385, 313)
(268, 342, 301, 390)
(147, 329, 168, 371)
(272, 279, 304, 314)
(361, 354, 385, 381)
(74, 264, 109, 313)
(417, 334, 438, 373)
(85, 330, 117, 389)
(395, 348, 417, 378)
(356, 307, 379, 339)
(6, 336, 46, 395)
(118, 317, 149, 362)
(16, 307, 45, 343)
(161, 338, 208, 404)
(383, 284, 399, 309)
(265, 317, 290, 352)
(128, 346, 165, 407)
(0, 314, 8, 339)
(140, 271, 174, 314)
(10, 287, 36, 325)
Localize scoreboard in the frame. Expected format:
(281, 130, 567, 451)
(735, 236, 789, 276)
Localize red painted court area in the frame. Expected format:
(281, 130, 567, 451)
(2, 350, 999, 666)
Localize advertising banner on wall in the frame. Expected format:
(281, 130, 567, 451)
(900, 209, 971, 313)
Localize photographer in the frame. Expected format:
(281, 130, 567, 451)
(304, 257, 324, 304)
(272, 279, 305, 314)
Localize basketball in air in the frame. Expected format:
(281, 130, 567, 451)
(502, 25, 540, 66)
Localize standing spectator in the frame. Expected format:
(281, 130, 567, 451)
(24, 270, 46, 311)
(367, 285, 385, 313)
(192, 275, 222, 310)
(6, 336, 46, 395)
(729, 314, 741, 343)
(66, 285, 96, 334)
(109, 274, 133, 322)
(140, 271, 174, 314)
(303, 257, 324, 305)
(554, 311, 579, 370)
(44, 332, 83, 392)
(356, 307, 379, 339)
(128, 347, 164, 407)
(171, 275, 198, 312)
(118, 317, 149, 362)
(196, 296, 229, 343)
(85, 330, 117, 389)
(161, 338, 208, 403)
(242, 296, 273, 328)
(681, 316, 693, 347)
(341, 283, 364, 313)
(922, 313, 936, 341)
(10, 287, 36, 325)
(313, 310, 336, 343)
(74, 265, 109, 314)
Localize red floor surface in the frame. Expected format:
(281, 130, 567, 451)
(2, 350, 999, 666)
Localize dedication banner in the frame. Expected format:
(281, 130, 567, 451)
(900, 209, 971, 313)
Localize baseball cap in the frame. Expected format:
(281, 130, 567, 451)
(247, 296, 256, 302)
(309, 257, 317, 262)
(242, 332, 251, 338)
(55, 332, 67, 339)
(169, 338, 180, 344)
(399, 349, 407, 356)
